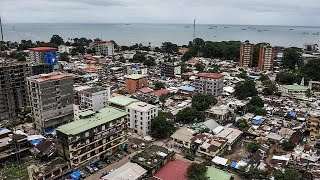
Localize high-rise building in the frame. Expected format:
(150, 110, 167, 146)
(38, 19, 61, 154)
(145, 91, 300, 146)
(125, 74, 148, 93)
(78, 87, 111, 112)
(0, 62, 31, 120)
(92, 41, 114, 56)
(194, 73, 224, 96)
(28, 47, 58, 64)
(306, 110, 320, 136)
(26, 72, 74, 132)
(127, 102, 158, 136)
(258, 45, 274, 71)
(56, 107, 127, 167)
(161, 63, 181, 77)
(239, 40, 254, 68)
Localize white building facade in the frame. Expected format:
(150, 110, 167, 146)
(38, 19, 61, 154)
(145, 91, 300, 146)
(126, 102, 158, 136)
(194, 73, 224, 96)
(58, 45, 74, 54)
(78, 87, 111, 112)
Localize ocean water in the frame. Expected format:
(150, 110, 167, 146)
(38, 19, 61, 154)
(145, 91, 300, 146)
(2, 23, 320, 47)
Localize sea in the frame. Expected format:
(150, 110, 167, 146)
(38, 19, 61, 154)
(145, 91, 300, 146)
(3, 23, 320, 47)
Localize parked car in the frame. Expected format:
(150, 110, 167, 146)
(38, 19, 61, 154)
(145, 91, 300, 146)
(85, 166, 94, 174)
(91, 165, 99, 172)
(79, 170, 85, 177)
(311, 135, 315, 141)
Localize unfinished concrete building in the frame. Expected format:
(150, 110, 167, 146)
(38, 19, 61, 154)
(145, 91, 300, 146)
(0, 62, 31, 121)
(26, 72, 74, 132)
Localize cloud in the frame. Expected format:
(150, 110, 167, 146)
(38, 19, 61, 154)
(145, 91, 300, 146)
(1, 0, 320, 25)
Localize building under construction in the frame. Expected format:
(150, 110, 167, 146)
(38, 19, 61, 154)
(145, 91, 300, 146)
(0, 62, 31, 121)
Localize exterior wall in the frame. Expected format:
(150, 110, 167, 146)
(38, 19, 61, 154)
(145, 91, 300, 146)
(194, 77, 224, 96)
(56, 116, 127, 167)
(258, 46, 274, 71)
(307, 112, 320, 136)
(161, 64, 181, 77)
(27, 74, 74, 131)
(125, 78, 148, 93)
(79, 89, 110, 112)
(126, 105, 158, 136)
(94, 42, 114, 56)
(0, 62, 31, 121)
(239, 42, 254, 68)
(58, 45, 73, 53)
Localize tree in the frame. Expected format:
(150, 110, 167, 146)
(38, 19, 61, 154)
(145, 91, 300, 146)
(276, 71, 300, 85)
(154, 81, 165, 90)
(237, 119, 249, 128)
(248, 141, 260, 153)
(150, 112, 176, 139)
(234, 80, 258, 100)
(274, 169, 301, 180)
(192, 93, 217, 111)
(254, 107, 267, 116)
(195, 63, 205, 72)
(249, 96, 264, 108)
(161, 42, 178, 54)
(59, 52, 70, 62)
(176, 107, 203, 123)
(187, 163, 208, 180)
(282, 47, 303, 70)
(300, 59, 320, 81)
(281, 140, 295, 151)
(132, 52, 147, 63)
(143, 56, 156, 66)
(119, 56, 126, 63)
(9, 51, 28, 61)
(238, 167, 269, 180)
(50, 35, 64, 46)
(263, 80, 278, 95)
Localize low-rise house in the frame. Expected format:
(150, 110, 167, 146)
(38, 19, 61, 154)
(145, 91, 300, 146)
(206, 105, 231, 124)
(101, 162, 147, 180)
(154, 159, 191, 180)
(215, 127, 242, 148)
(280, 84, 308, 99)
(191, 133, 228, 157)
(170, 127, 196, 149)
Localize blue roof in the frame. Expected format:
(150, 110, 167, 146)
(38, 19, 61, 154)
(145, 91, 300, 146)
(30, 138, 44, 145)
(69, 171, 81, 180)
(178, 85, 195, 92)
(252, 119, 264, 125)
(231, 162, 237, 168)
(290, 111, 297, 118)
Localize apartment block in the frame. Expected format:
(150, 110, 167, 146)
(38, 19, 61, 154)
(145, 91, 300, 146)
(56, 107, 127, 167)
(0, 62, 31, 120)
(191, 133, 228, 158)
(161, 63, 181, 77)
(306, 110, 320, 136)
(78, 87, 111, 112)
(127, 102, 158, 136)
(26, 72, 74, 132)
(58, 45, 74, 54)
(239, 40, 254, 68)
(125, 74, 148, 93)
(92, 41, 114, 56)
(28, 47, 58, 64)
(258, 45, 274, 71)
(194, 73, 224, 96)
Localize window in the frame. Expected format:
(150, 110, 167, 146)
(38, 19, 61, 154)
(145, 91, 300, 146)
(140, 112, 143, 115)
(140, 122, 143, 125)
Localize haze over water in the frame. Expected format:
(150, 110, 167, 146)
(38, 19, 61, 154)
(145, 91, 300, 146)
(3, 23, 320, 47)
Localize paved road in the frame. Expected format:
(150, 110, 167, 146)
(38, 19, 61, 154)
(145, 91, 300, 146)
(85, 152, 138, 180)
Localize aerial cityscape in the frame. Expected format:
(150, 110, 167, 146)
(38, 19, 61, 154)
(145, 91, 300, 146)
(1, 1, 320, 180)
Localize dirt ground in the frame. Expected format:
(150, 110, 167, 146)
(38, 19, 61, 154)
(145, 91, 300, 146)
(223, 138, 250, 162)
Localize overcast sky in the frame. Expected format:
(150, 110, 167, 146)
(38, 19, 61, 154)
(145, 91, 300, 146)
(2, 0, 320, 26)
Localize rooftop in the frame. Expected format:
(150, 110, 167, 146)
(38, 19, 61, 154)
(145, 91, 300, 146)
(126, 74, 147, 80)
(170, 127, 195, 143)
(197, 73, 224, 79)
(108, 96, 139, 107)
(152, 89, 170, 96)
(154, 159, 191, 180)
(29, 47, 57, 52)
(101, 162, 147, 180)
(28, 72, 72, 82)
(178, 85, 196, 92)
(206, 166, 232, 180)
(127, 102, 157, 112)
(57, 107, 126, 135)
(283, 85, 308, 91)
(81, 87, 108, 94)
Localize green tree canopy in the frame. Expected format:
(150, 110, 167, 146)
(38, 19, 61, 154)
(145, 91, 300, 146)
(234, 79, 258, 100)
(282, 47, 303, 70)
(143, 56, 156, 66)
(248, 141, 260, 153)
(176, 107, 204, 123)
(249, 96, 264, 108)
(161, 42, 179, 54)
(187, 163, 208, 180)
(281, 140, 295, 151)
(150, 112, 176, 139)
(50, 35, 64, 46)
(192, 93, 217, 111)
(262, 80, 278, 95)
(195, 63, 205, 72)
(154, 81, 165, 90)
(275, 71, 301, 85)
(300, 59, 320, 81)
(274, 169, 301, 180)
(59, 52, 70, 62)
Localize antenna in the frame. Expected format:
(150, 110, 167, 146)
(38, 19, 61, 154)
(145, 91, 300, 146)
(193, 17, 196, 40)
(0, 16, 4, 61)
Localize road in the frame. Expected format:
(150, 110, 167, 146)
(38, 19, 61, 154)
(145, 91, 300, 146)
(84, 152, 138, 180)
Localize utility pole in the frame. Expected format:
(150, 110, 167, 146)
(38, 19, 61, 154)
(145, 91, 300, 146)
(0, 16, 4, 61)
(193, 17, 196, 40)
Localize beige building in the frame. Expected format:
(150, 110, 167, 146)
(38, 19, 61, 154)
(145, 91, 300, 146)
(0, 62, 31, 120)
(239, 40, 254, 68)
(258, 45, 274, 71)
(194, 73, 224, 96)
(191, 133, 228, 158)
(307, 110, 320, 136)
(56, 107, 127, 167)
(26, 72, 74, 132)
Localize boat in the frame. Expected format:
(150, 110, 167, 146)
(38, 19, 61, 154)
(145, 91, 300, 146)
(242, 28, 246, 30)
(289, 29, 294, 30)
(303, 32, 309, 34)
(224, 27, 229, 28)
(258, 30, 262, 32)
(209, 27, 213, 29)
(263, 29, 269, 31)
(185, 25, 190, 28)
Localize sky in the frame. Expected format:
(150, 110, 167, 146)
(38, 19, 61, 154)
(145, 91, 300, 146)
(1, 0, 320, 26)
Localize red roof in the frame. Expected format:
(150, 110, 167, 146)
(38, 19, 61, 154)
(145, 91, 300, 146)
(155, 159, 191, 180)
(139, 87, 154, 94)
(196, 73, 224, 79)
(28, 47, 57, 52)
(152, 89, 170, 96)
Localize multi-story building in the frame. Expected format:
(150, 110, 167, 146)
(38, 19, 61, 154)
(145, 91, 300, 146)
(26, 72, 74, 132)
(58, 45, 74, 54)
(127, 102, 158, 136)
(78, 87, 111, 112)
(0, 62, 31, 120)
(191, 133, 228, 158)
(56, 107, 127, 167)
(31, 63, 53, 75)
(194, 73, 224, 96)
(28, 47, 58, 64)
(239, 40, 254, 68)
(161, 63, 181, 77)
(306, 110, 320, 136)
(125, 74, 148, 93)
(258, 45, 274, 71)
(93, 41, 114, 56)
